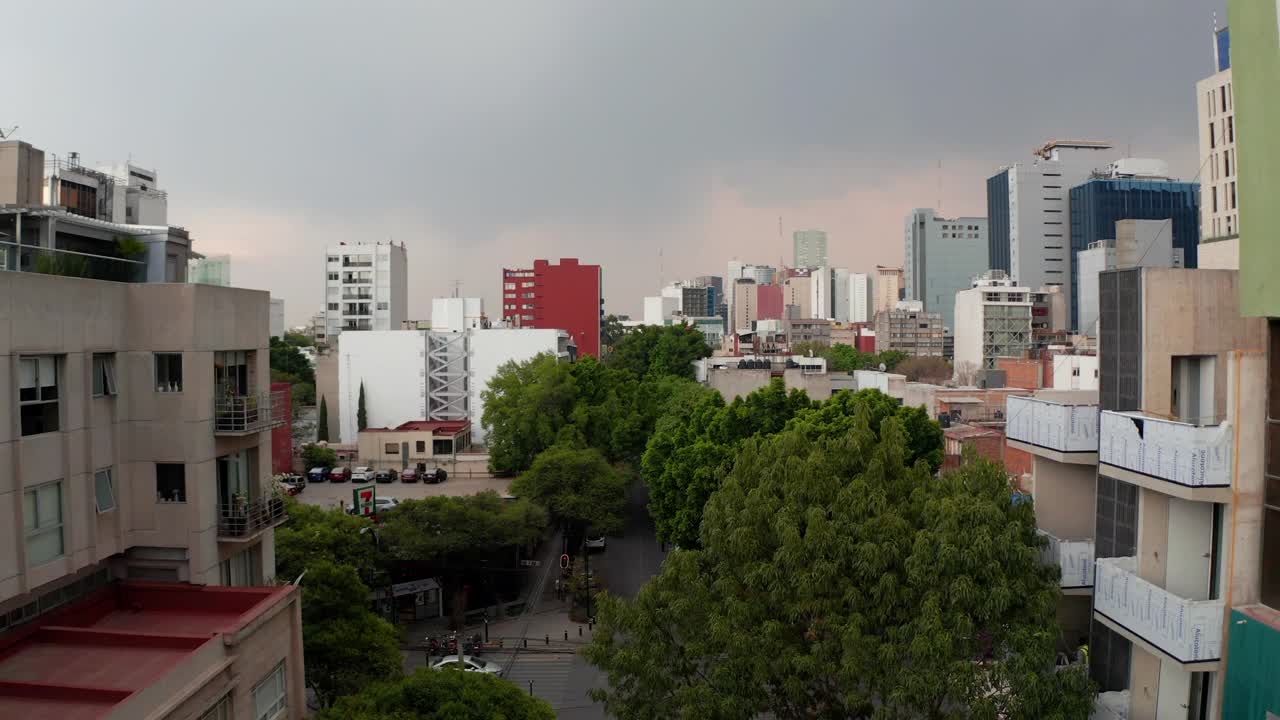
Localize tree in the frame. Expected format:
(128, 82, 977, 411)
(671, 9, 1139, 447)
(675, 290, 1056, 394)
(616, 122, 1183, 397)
(788, 389, 945, 473)
(292, 382, 316, 408)
(270, 336, 315, 385)
(284, 330, 314, 348)
(378, 492, 549, 628)
(586, 422, 1094, 719)
(605, 324, 711, 380)
(600, 313, 627, 356)
(317, 396, 330, 442)
(301, 443, 338, 473)
(511, 444, 627, 539)
(482, 354, 579, 473)
(876, 348, 910, 371)
(301, 561, 403, 708)
(274, 500, 378, 583)
(319, 667, 555, 720)
(788, 340, 830, 358)
(357, 382, 368, 431)
(827, 343, 872, 372)
(896, 355, 953, 384)
(954, 360, 982, 386)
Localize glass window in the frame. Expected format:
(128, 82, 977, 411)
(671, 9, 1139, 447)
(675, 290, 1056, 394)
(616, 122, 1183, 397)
(416, 440, 426, 453)
(377, 302, 389, 310)
(19, 356, 60, 436)
(253, 661, 287, 720)
(156, 463, 186, 503)
(92, 353, 118, 397)
(24, 481, 63, 565)
(221, 547, 259, 587)
(94, 468, 116, 513)
(385, 443, 398, 454)
(155, 353, 183, 392)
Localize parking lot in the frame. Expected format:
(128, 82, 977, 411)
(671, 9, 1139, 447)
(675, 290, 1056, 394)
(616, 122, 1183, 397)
(295, 458, 511, 509)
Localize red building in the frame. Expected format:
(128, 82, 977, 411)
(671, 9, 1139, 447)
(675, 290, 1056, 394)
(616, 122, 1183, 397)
(501, 258, 602, 357)
(271, 381, 294, 475)
(756, 284, 783, 321)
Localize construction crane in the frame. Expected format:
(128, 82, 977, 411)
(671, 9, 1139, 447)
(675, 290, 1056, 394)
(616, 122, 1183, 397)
(0, 126, 17, 140)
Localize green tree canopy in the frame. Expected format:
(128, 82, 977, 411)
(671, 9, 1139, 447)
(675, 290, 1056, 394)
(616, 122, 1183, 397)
(275, 500, 378, 583)
(301, 443, 338, 472)
(511, 444, 627, 536)
(284, 330, 314, 347)
(270, 336, 315, 385)
(319, 667, 555, 720)
(587, 421, 1093, 719)
(600, 313, 627, 356)
(301, 561, 403, 708)
(357, 381, 368, 431)
(605, 324, 711, 380)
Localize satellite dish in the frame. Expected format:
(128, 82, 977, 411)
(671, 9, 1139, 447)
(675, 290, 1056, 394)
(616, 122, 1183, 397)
(878, 362, 887, 372)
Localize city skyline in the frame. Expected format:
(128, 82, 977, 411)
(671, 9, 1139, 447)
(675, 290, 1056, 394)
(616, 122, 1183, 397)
(2, 0, 1219, 324)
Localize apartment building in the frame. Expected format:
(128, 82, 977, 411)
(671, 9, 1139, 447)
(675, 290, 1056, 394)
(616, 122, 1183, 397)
(1197, 25, 1238, 270)
(953, 271, 1034, 373)
(501, 258, 602, 357)
(0, 271, 304, 719)
(322, 241, 408, 340)
(873, 301, 945, 357)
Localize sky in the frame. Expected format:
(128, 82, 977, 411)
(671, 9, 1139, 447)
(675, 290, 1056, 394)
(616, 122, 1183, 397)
(5, 0, 1224, 324)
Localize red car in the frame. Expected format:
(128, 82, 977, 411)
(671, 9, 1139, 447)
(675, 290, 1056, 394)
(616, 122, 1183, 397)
(329, 466, 351, 483)
(400, 467, 419, 483)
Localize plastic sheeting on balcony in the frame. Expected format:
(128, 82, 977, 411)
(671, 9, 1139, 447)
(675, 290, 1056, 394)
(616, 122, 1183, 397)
(1007, 395, 1099, 453)
(1098, 411, 1232, 488)
(1093, 556, 1223, 664)
(1037, 530, 1094, 589)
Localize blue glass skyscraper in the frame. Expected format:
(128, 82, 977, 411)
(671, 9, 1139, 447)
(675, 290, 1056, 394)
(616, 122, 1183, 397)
(1068, 179, 1200, 328)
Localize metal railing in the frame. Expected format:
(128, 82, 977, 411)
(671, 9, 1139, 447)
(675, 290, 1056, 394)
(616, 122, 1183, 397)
(217, 497, 288, 539)
(0, 241, 148, 283)
(214, 388, 289, 435)
(342, 292, 373, 300)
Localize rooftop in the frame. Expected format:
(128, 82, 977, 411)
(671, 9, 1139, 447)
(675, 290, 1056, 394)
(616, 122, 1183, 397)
(0, 582, 293, 720)
(363, 419, 472, 436)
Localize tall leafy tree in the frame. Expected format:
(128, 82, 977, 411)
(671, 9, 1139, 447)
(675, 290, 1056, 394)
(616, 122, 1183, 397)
(605, 324, 711, 380)
(511, 444, 627, 539)
(275, 500, 378, 583)
(587, 421, 1093, 719)
(482, 353, 579, 473)
(357, 381, 368, 431)
(600, 313, 627, 356)
(301, 561, 403, 708)
(270, 336, 316, 385)
(317, 395, 330, 442)
(319, 667, 555, 720)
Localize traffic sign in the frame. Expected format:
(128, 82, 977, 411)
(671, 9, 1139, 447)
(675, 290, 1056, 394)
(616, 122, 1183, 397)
(519, 559, 541, 567)
(353, 485, 376, 517)
(560, 554, 570, 569)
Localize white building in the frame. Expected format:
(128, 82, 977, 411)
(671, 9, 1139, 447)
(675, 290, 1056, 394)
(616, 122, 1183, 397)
(337, 328, 573, 444)
(270, 297, 285, 339)
(987, 140, 1116, 320)
(810, 267, 832, 320)
(323, 241, 407, 340)
(1196, 26, 1238, 269)
(953, 271, 1034, 373)
(431, 297, 484, 332)
(643, 295, 680, 325)
(1051, 354, 1099, 391)
(851, 272, 872, 323)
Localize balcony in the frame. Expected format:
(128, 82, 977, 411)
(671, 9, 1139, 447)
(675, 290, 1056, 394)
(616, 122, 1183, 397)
(1037, 530, 1094, 593)
(1006, 395, 1099, 464)
(1093, 557, 1223, 670)
(1, 241, 147, 283)
(342, 292, 373, 300)
(217, 497, 288, 541)
(1097, 410, 1233, 502)
(214, 389, 288, 436)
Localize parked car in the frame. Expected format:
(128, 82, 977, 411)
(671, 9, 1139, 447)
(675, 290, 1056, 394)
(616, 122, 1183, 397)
(424, 467, 448, 484)
(279, 474, 306, 495)
(329, 466, 351, 483)
(351, 466, 374, 483)
(307, 467, 330, 483)
(585, 534, 606, 551)
(347, 496, 400, 517)
(430, 655, 503, 675)
(400, 467, 419, 483)
(374, 469, 398, 483)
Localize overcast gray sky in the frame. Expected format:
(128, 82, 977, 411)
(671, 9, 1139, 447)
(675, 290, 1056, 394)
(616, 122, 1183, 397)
(5, 0, 1223, 323)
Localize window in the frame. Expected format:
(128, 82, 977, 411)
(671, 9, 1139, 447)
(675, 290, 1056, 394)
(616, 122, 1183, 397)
(221, 548, 259, 587)
(1208, 122, 1216, 149)
(19, 356, 60, 436)
(24, 482, 63, 565)
(504, 282, 516, 290)
(1227, 116, 1234, 143)
(92, 354, 118, 397)
(156, 463, 186, 503)
(327, 302, 339, 311)
(1224, 150, 1232, 177)
(1221, 84, 1227, 113)
(326, 255, 338, 263)
(253, 662, 287, 720)
(200, 694, 231, 720)
(1231, 182, 1238, 210)
(327, 272, 338, 281)
(416, 440, 426, 453)
(1212, 186, 1219, 213)
(385, 442, 399, 454)
(377, 302, 389, 310)
(154, 353, 183, 392)
(94, 468, 115, 513)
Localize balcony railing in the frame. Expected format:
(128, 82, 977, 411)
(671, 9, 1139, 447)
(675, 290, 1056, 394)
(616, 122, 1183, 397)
(214, 388, 289, 435)
(1093, 556, 1223, 664)
(217, 497, 288, 540)
(1037, 530, 1094, 589)
(342, 292, 373, 300)
(1007, 396, 1099, 454)
(0, 241, 147, 283)
(1098, 410, 1232, 489)
(342, 260, 373, 267)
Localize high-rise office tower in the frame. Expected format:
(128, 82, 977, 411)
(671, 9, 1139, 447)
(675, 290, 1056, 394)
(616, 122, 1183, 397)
(1197, 26, 1239, 269)
(903, 208, 988, 331)
(793, 229, 829, 269)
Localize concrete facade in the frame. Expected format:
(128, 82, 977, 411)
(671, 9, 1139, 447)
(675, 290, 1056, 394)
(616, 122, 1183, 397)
(953, 272, 1034, 373)
(792, 229, 828, 269)
(1196, 31, 1238, 244)
(323, 241, 408, 340)
(875, 266, 903, 316)
(903, 209, 988, 331)
(874, 304, 945, 357)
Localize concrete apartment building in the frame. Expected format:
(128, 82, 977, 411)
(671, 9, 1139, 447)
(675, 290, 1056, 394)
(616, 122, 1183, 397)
(875, 265, 904, 316)
(903, 208, 988, 331)
(322, 241, 408, 341)
(987, 139, 1115, 325)
(792, 229, 828, 269)
(873, 301, 945, 357)
(1197, 26, 1239, 271)
(953, 271, 1034, 373)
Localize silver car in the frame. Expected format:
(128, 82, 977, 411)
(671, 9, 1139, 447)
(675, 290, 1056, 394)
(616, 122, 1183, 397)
(431, 654, 503, 675)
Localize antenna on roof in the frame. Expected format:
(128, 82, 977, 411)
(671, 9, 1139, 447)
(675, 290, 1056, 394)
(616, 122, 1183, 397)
(0, 126, 18, 140)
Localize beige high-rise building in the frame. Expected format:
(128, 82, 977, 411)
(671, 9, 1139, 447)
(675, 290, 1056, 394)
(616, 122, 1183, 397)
(783, 272, 812, 319)
(875, 265, 904, 315)
(1196, 26, 1239, 270)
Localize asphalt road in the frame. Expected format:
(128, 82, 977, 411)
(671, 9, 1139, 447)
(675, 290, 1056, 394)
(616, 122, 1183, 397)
(554, 481, 667, 719)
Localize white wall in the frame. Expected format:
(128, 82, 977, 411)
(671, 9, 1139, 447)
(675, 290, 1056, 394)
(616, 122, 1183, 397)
(1052, 355, 1100, 391)
(832, 269, 851, 323)
(951, 288, 983, 373)
(469, 329, 567, 443)
(269, 298, 285, 340)
(810, 268, 831, 320)
(851, 273, 871, 323)
(431, 297, 484, 332)
(1076, 246, 1114, 337)
(337, 331, 428, 443)
(643, 296, 678, 325)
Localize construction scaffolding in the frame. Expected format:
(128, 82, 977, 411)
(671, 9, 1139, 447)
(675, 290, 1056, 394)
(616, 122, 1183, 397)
(426, 332, 469, 421)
